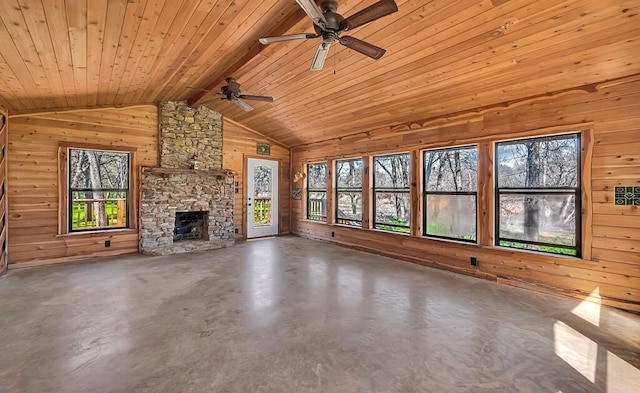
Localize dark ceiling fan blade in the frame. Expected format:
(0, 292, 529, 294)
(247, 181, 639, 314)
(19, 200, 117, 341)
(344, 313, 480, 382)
(310, 41, 331, 71)
(225, 77, 241, 94)
(198, 97, 226, 106)
(186, 86, 217, 93)
(259, 33, 317, 44)
(232, 98, 254, 111)
(339, 36, 386, 60)
(295, 0, 329, 29)
(341, 0, 398, 31)
(239, 94, 274, 103)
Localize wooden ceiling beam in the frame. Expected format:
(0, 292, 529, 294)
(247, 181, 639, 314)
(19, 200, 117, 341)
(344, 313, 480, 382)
(187, 7, 307, 108)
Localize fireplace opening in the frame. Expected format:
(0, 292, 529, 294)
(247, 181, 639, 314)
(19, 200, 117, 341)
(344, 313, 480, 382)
(174, 211, 209, 242)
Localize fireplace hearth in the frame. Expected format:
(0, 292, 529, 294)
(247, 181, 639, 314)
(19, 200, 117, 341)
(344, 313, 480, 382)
(174, 211, 208, 242)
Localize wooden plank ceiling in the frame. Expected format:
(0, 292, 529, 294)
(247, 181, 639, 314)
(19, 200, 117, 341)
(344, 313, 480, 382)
(0, 0, 638, 146)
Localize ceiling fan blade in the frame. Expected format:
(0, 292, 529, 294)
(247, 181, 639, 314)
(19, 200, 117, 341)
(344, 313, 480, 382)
(233, 98, 254, 112)
(186, 86, 217, 93)
(310, 41, 331, 71)
(295, 0, 329, 29)
(259, 33, 317, 44)
(239, 94, 274, 103)
(199, 97, 226, 106)
(339, 36, 386, 60)
(226, 77, 241, 94)
(341, 0, 398, 31)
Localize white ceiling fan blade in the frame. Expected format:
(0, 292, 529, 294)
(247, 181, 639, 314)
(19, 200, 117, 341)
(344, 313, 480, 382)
(310, 42, 331, 71)
(296, 0, 329, 29)
(233, 98, 254, 111)
(259, 33, 316, 44)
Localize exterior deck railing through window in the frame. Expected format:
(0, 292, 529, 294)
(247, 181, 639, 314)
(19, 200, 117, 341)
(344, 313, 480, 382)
(71, 197, 127, 230)
(308, 198, 326, 221)
(254, 197, 272, 225)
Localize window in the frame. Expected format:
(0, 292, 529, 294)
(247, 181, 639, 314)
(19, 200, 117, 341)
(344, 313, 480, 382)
(307, 162, 327, 221)
(373, 153, 410, 233)
(423, 146, 478, 242)
(68, 148, 130, 232)
(335, 158, 363, 226)
(496, 134, 580, 256)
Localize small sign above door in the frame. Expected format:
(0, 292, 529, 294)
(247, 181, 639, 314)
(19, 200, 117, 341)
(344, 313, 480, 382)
(257, 143, 271, 155)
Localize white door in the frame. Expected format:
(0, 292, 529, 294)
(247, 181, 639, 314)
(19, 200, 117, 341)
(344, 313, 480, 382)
(247, 158, 279, 238)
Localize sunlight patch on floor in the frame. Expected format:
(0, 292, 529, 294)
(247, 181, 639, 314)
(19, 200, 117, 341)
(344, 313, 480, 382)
(570, 287, 601, 327)
(607, 351, 640, 393)
(554, 321, 598, 383)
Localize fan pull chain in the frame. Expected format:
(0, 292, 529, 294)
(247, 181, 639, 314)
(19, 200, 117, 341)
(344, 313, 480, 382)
(333, 44, 337, 75)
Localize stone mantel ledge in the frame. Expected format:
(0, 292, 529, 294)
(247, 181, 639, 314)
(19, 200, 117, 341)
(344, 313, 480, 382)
(142, 166, 235, 178)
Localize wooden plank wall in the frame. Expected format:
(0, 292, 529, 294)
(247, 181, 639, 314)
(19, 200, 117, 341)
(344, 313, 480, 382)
(0, 106, 7, 273)
(291, 78, 640, 312)
(223, 119, 290, 239)
(7, 105, 158, 267)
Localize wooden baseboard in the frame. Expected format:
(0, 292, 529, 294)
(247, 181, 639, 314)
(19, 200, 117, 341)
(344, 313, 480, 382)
(498, 277, 640, 314)
(8, 249, 138, 269)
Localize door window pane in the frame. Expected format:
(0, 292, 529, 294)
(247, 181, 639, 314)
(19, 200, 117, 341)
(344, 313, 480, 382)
(253, 166, 272, 225)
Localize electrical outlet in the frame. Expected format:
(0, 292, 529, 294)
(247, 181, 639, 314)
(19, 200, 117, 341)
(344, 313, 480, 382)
(105, 240, 111, 248)
(235, 228, 238, 234)
(331, 231, 335, 238)
(470, 257, 478, 266)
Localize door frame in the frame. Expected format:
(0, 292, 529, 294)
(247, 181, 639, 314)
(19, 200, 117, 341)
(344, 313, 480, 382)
(243, 155, 283, 240)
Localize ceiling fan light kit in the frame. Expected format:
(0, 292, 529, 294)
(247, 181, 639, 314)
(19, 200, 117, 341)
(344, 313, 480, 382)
(259, 0, 398, 71)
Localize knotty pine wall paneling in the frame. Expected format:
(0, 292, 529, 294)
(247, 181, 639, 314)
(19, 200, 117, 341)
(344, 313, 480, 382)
(223, 119, 290, 239)
(291, 78, 640, 312)
(8, 105, 158, 267)
(0, 106, 8, 273)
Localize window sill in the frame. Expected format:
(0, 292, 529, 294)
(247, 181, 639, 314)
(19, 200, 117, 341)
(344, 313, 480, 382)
(56, 228, 137, 238)
(301, 219, 328, 224)
(422, 235, 478, 246)
(333, 223, 363, 229)
(490, 244, 589, 262)
(369, 228, 411, 236)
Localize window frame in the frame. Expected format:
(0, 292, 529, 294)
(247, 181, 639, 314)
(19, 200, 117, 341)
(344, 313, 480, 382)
(494, 133, 582, 257)
(372, 152, 411, 233)
(422, 145, 478, 243)
(306, 161, 328, 222)
(334, 158, 363, 227)
(59, 143, 137, 235)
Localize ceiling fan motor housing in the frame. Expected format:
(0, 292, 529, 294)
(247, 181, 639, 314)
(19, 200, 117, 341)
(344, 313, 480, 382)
(316, 0, 345, 32)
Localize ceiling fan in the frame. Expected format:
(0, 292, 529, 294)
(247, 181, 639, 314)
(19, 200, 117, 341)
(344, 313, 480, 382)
(197, 77, 274, 111)
(259, 0, 398, 71)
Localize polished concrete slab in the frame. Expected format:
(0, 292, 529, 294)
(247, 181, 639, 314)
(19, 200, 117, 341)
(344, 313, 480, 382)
(0, 236, 638, 393)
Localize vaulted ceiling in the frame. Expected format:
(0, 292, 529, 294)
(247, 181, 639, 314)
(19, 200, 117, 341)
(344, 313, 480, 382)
(0, 0, 638, 146)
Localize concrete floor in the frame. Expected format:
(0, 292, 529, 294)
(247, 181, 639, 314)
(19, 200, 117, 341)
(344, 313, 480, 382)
(0, 237, 639, 393)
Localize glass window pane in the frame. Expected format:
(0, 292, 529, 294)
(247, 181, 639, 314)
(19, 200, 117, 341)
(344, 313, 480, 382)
(308, 191, 327, 220)
(375, 191, 410, 231)
(307, 163, 327, 189)
(336, 191, 362, 225)
(424, 147, 477, 192)
(70, 190, 128, 230)
(498, 193, 577, 247)
(497, 135, 578, 188)
(425, 194, 476, 240)
(374, 154, 410, 188)
(336, 159, 363, 188)
(70, 149, 129, 189)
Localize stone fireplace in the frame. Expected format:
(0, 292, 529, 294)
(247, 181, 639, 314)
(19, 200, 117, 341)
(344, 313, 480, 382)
(140, 101, 234, 255)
